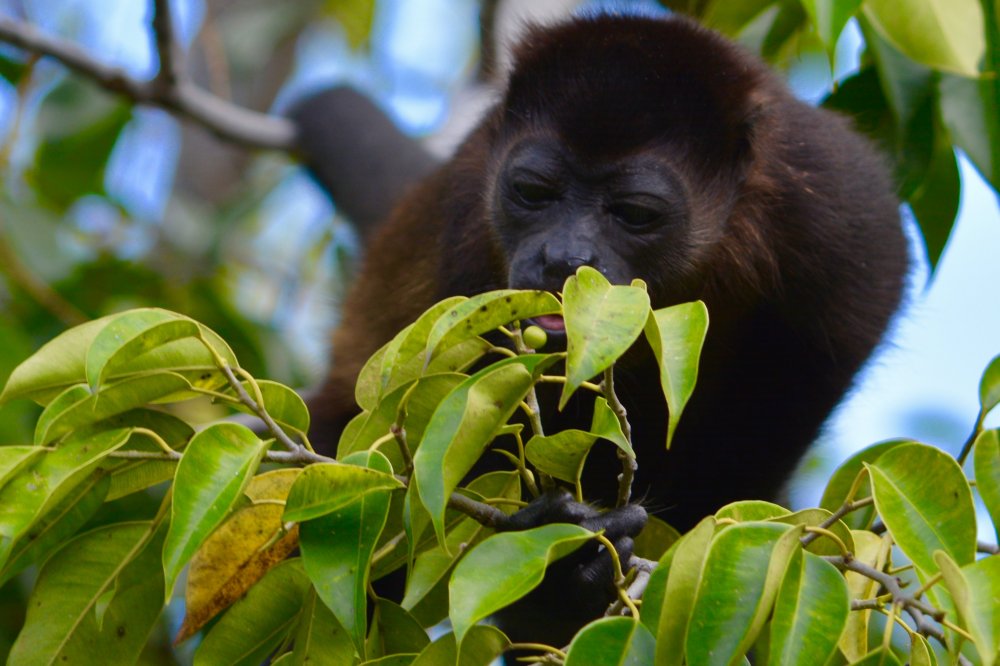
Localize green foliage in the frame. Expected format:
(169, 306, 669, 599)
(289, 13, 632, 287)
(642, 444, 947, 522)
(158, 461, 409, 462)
(1, 2, 1000, 662)
(0, 271, 997, 665)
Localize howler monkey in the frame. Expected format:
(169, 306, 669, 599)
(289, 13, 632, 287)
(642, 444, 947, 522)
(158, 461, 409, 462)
(293, 13, 908, 646)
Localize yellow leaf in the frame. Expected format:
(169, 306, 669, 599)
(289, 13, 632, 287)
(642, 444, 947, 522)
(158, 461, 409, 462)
(176, 469, 301, 643)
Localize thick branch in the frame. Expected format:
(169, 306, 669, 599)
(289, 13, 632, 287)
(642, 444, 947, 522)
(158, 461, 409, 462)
(0, 16, 295, 150)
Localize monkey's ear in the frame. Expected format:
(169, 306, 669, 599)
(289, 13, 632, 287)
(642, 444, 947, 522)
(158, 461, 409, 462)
(732, 91, 769, 161)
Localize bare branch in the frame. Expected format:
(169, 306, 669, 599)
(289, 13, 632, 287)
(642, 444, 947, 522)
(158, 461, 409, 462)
(826, 555, 955, 649)
(151, 0, 181, 89)
(446, 490, 511, 528)
(0, 15, 295, 150)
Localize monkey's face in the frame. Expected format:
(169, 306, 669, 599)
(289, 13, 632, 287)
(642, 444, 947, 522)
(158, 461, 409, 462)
(491, 136, 702, 332)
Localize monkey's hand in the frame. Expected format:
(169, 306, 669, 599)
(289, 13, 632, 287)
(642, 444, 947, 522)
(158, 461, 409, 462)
(492, 489, 647, 646)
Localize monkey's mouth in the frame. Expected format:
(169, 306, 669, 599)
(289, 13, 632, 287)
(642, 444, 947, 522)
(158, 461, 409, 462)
(531, 315, 566, 333)
(530, 315, 566, 333)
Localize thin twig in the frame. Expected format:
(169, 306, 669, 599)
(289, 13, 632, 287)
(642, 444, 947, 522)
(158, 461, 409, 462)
(220, 363, 299, 452)
(108, 450, 181, 460)
(800, 496, 873, 548)
(151, 0, 180, 89)
(0, 15, 295, 149)
(594, 533, 639, 618)
(447, 489, 511, 528)
(606, 556, 657, 617)
(603, 367, 636, 507)
(826, 555, 955, 649)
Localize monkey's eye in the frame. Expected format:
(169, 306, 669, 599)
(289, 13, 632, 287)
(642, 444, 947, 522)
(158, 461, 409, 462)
(511, 180, 559, 207)
(608, 202, 662, 228)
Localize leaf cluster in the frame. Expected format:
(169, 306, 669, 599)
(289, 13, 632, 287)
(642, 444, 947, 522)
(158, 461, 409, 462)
(0, 268, 997, 665)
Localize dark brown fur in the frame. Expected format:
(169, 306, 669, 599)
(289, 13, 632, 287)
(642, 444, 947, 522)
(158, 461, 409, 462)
(314, 15, 906, 524)
(308, 13, 908, 644)
(310, 19, 906, 640)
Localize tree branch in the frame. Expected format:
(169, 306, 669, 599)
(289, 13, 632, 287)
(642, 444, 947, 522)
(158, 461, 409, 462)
(151, 0, 180, 90)
(0, 15, 295, 150)
(826, 555, 955, 649)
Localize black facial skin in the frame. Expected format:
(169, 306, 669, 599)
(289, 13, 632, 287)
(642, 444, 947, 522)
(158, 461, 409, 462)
(302, 13, 909, 647)
(496, 138, 692, 296)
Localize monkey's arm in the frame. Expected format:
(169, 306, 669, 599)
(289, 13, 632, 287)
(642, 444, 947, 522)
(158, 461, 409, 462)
(287, 87, 439, 238)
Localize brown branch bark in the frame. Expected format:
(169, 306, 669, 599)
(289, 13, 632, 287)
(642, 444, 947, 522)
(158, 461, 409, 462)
(0, 15, 295, 150)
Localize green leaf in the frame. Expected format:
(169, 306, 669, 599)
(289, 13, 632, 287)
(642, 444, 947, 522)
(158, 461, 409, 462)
(560, 267, 650, 409)
(409, 626, 508, 666)
(974, 429, 1000, 540)
(0, 311, 236, 406)
(716, 500, 789, 522)
(980, 355, 1000, 418)
(767, 550, 849, 666)
(103, 409, 194, 501)
(800, 0, 862, 59)
(861, 12, 936, 129)
(291, 588, 356, 666)
(935, 551, 1000, 666)
(0, 53, 27, 84)
(85, 308, 201, 391)
(820, 440, 907, 530)
(643, 301, 708, 448)
(862, 0, 986, 76)
(907, 112, 961, 269)
(0, 427, 132, 568)
(30, 79, 132, 210)
(525, 430, 597, 485)
(867, 442, 976, 573)
(400, 471, 520, 610)
(356, 296, 465, 409)
(772, 508, 855, 557)
(632, 514, 681, 562)
(227, 379, 311, 434)
(32, 384, 91, 446)
(591, 396, 635, 457)
(0, 472, 109, 585)
(686, 522, 803, 666)
(702, 0, 779, 36)
(565, 617, 656, 665)
(338, 373, 466, 468)
(368, 598, 431, 658)
(8, 521, 165, 666)
(651, 517, 716, 666)
(194, 559, 310, 666)
(163, 423, 266, 599)
(424, 289, 561, 362)
(34, 373, 192, 445)
(0, 446, 44, 488)
(283, 461, 402, 522)
(909, 633, 938, 666)
(940, 73, 1000, 191)
(324, 0, 378, 48)
(413, 356, 545, 547)
(300, 450, 394, 653)
(1, 317, 111, 405)
(850, 648, 903, 666)
(449, 523, 593, 646)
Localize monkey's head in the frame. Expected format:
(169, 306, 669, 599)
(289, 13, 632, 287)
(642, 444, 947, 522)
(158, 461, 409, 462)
(477, 15, 782, 334)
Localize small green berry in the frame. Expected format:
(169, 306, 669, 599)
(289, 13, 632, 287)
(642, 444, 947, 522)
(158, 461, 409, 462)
(523, 325, 548, 350)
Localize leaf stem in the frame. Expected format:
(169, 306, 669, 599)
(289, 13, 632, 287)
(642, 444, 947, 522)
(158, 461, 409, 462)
(603, 366, 636, 507)
(594, 533, 639, 618)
